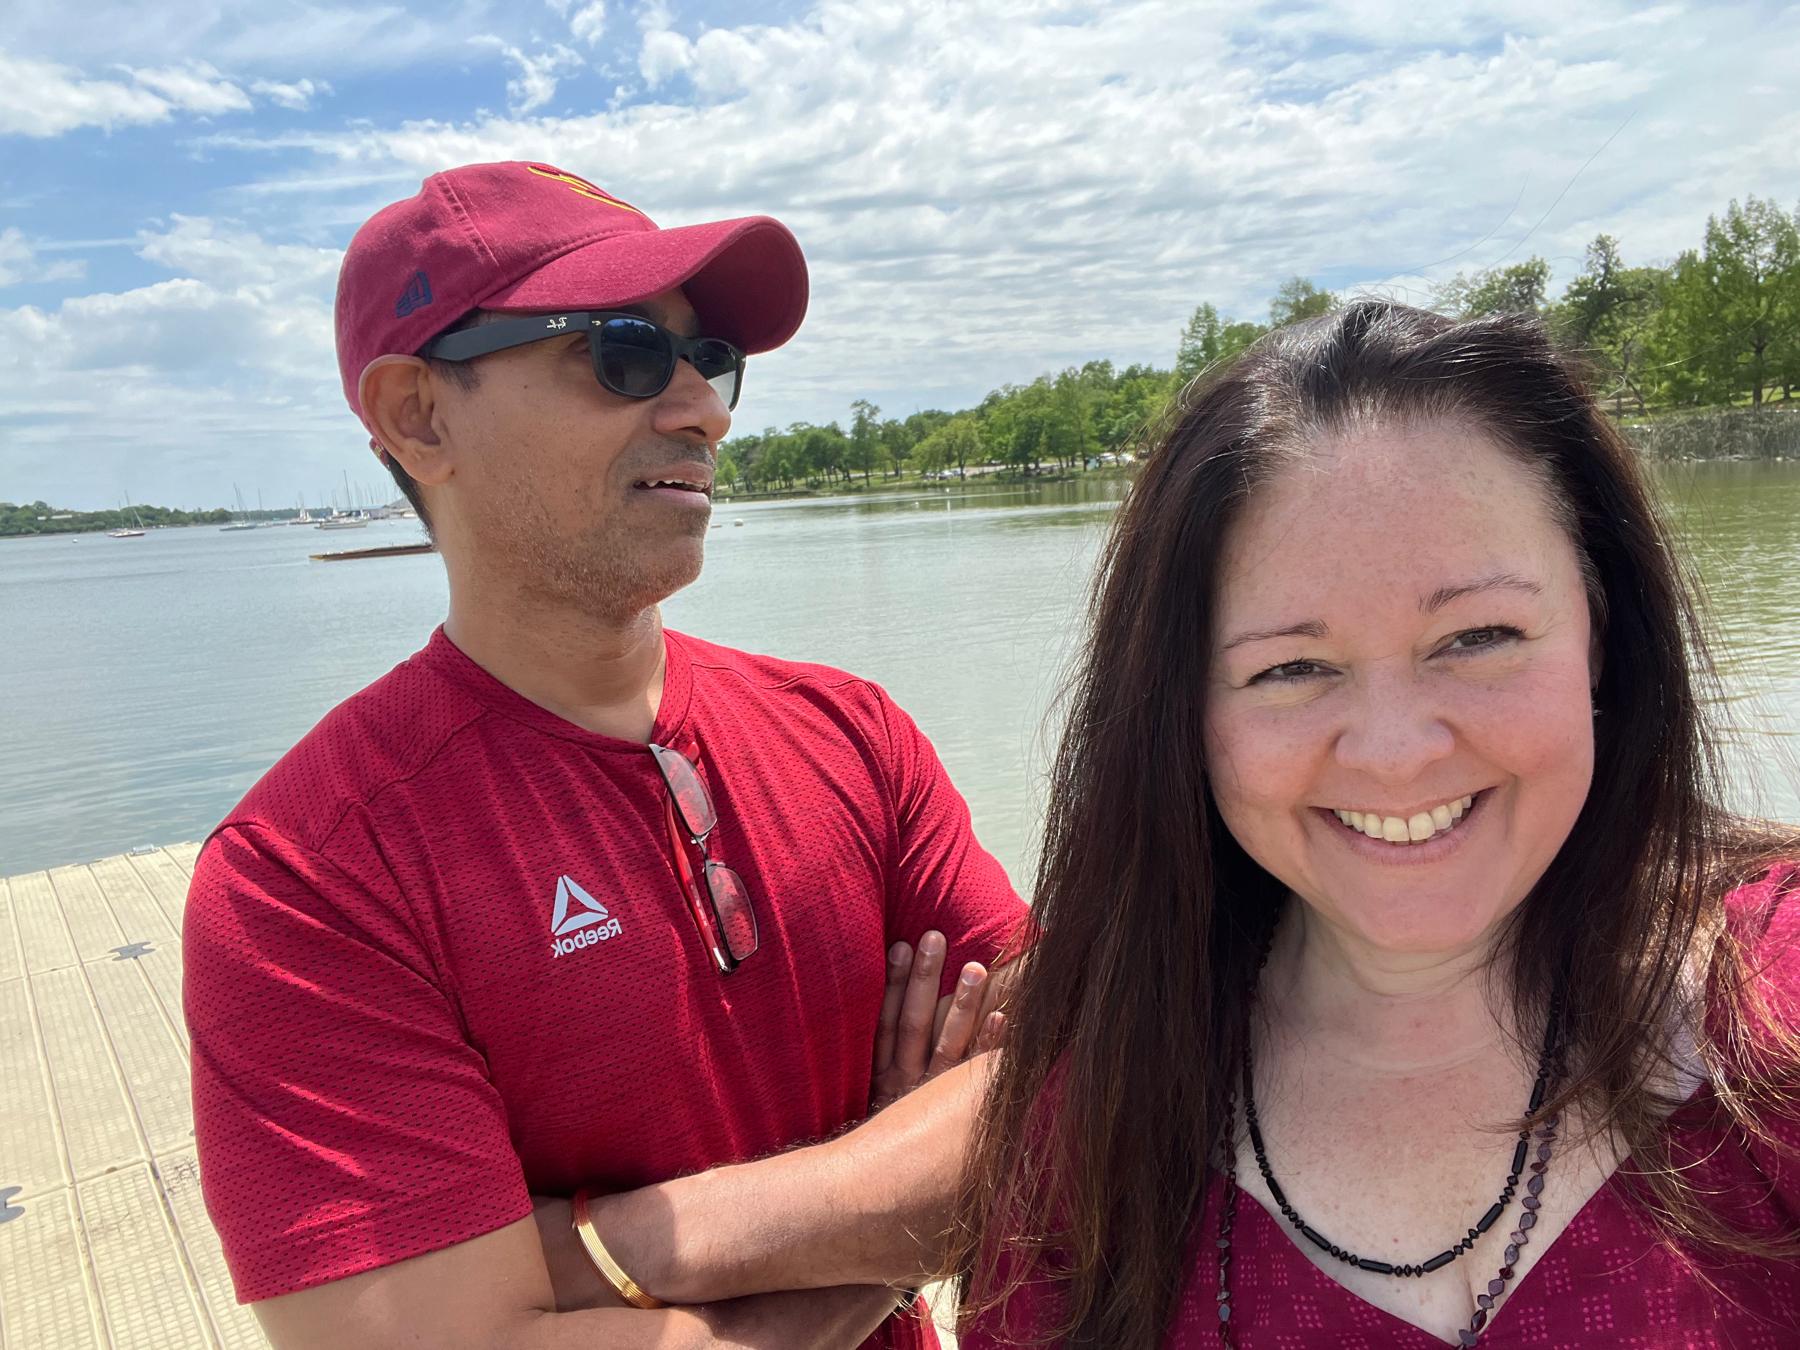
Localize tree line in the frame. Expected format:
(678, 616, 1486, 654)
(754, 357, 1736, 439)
(0, 501, 236, 538)
(720, 193, 1799, 493)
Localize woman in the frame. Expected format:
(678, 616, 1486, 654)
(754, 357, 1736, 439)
(949, 302, 1800, 1347)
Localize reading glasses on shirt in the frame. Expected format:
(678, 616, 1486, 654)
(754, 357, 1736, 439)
(649, 742, 759, 975)
(424, 311, 746, 410)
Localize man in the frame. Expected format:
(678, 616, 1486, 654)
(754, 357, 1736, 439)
(184, 161, 1027, 1349)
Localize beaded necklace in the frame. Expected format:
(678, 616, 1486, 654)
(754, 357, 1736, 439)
(1214, 947, 1565, 1347)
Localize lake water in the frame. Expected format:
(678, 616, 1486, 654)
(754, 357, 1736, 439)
(3, 463, 1797, 882)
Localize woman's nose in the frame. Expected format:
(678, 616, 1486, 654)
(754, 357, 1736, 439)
(1332, 675, 1456, 785)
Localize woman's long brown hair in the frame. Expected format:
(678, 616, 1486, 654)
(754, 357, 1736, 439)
(947, 301, 1800, 1348)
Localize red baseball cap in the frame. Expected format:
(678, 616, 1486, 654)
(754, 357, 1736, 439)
(334, 161, 809, 422)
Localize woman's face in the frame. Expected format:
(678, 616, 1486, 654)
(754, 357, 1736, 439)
(1203, 419, 1598, 957)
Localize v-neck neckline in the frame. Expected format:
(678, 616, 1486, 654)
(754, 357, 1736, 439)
(1219, 1066, 1717, 1346)
(1224, 1159, 1632, 1347)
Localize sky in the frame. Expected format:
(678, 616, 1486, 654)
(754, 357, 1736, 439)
(1, 0, 1795, 512)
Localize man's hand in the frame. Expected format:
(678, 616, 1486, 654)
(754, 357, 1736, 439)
(870, 931, 1007, 1111)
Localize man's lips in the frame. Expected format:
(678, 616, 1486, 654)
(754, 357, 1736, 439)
(632, 471, 713, 499)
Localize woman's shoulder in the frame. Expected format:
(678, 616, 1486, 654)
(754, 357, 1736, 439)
(1713, 858, 1800, 1045)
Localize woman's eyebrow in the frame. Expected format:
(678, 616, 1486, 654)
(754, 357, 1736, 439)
(1220, 619, 1329, 652)
(1421, 572, 1542, 613)
(1220, 574, 1543, 651)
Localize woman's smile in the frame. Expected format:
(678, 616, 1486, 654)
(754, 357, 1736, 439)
(1312, 788, 1491, 865)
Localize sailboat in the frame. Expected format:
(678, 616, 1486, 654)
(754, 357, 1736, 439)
(221, 483, 259, 531)
(316, 468, 369, 529)
(107, 494, 146, 538)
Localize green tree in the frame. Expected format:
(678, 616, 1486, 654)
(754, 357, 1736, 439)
(715, 445, 742, 491)
(1269, 276, 1337, 326)
(1554, 236, 1668, 414)
(848, 400, 881, 482)
(1175, 305, 1266, 384)
(1175, 304, 1223, 383)
(1434, 258, 1551, 318)
(1101, 363, 1177, 454)
(1692, 197, 1800, 406)
(939, 415, 983, 478)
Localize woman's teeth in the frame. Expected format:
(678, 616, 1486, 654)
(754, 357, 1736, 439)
(1332, 795, 1475, 845)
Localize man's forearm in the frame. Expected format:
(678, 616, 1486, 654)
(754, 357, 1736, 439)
(511, 1286, 902, 1350)
(596, 1056, 989, 1304)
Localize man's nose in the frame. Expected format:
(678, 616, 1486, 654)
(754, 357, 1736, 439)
(654, 357, 732, 446)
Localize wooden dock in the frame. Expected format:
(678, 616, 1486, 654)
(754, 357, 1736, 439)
(1, 845, 961, 1348)
(0, 843, 269, 1349)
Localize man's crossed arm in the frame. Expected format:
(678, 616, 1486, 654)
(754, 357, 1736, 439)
(252, 938, 1016, 1350)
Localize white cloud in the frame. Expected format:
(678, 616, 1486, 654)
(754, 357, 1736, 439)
(0, 216, 347, 511)
(472, 36, 586, 115)
(250, 76, 332, 110)
(0, 49, 265, 136)
(0, 229, 87, 287)
(128, 61, 252, 115)
(0, 49, 172, 136)
(638, 26, 692, 87)
(6, 0, 1799, 509)
(547, 0, 607, 46)
(135, 215, 342, 290)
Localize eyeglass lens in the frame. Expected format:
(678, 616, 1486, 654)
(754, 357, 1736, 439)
(594, 318, 742, 409)
(651, 744, 757, 964)
(704, 863, 757, 961)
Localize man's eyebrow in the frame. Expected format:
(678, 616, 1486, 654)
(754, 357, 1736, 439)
(1421, 572, 1542, 613)
(1220, 619, 1330, 652)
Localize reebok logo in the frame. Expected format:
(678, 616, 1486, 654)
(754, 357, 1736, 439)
(549, 875, 622, 958)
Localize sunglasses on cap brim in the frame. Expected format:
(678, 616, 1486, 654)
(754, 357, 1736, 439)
(423, 311, 746, 411)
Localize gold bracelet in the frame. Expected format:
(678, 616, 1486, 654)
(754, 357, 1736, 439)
(571, 1188, 667, 1309)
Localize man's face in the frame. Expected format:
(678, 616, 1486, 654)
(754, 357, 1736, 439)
(432, 287, 732, 623)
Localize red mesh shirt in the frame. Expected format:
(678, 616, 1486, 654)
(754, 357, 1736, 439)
(963, 865, 1800, 1349)
(185, 626, 1026, 1349)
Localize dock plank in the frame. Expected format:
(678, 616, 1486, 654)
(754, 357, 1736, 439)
(0, 977, 66, 1200)
(124, 849, 192, 937)
(86, 855, 178, 949)
(0, 876, 23, 986)
(157, 1149, 270, 1350)
(47, 866, 126, 965)
(32, 966, 142, 1182)
(0, 1186, 104, 1350)
(165, 842, 203, 876)
(136, 943, 189, 1053)
(80, 1165, 212, 1350)
(87, 957, 192, 1157)
(11, 871, 76, 974)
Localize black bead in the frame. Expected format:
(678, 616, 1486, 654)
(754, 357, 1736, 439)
(1510, 1140, 1528, 1174)
(1357, 1258, 1395, 1275)
(1300, 1225, 1329, 1251)
(1421, 1250, 1457, 1273)
(1478, 1202, 1504, 1232)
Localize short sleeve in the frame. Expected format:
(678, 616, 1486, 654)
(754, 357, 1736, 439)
(184, 822, 531, 1303)
(1721, 863, 1800, 1227)
(877, 692, 1030, 998)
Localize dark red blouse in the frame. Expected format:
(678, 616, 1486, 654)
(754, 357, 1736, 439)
(964, 865, 1800, 1348)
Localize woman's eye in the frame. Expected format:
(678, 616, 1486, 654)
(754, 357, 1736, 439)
(1446, 625, 1523, 653)
(1249, 660, 1325, 685)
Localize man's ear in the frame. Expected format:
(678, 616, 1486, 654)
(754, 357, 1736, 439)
(360, 355, 452, 487)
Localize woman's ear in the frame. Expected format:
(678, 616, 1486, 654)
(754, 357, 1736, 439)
(360, 355, 452, 487)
